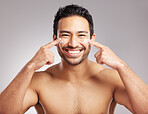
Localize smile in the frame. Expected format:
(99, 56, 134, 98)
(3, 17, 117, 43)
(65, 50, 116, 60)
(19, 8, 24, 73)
(63, 48, 84, 57)
(67, 50, 80, 54)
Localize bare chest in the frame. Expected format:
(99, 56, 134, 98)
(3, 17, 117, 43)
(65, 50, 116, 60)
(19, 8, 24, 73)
(38, 80, 114, 114)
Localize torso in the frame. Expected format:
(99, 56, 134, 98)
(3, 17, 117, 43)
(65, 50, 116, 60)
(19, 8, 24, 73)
(33, 61, 118, 114)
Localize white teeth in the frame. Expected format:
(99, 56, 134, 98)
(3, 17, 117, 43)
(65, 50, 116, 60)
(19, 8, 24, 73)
(68, 50, 80, 54)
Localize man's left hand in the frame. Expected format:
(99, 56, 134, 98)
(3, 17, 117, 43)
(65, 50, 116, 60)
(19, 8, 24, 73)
(88, 40, 124, 70)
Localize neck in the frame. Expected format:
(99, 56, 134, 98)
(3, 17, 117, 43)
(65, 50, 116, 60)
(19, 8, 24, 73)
(58, 58, 91, 82)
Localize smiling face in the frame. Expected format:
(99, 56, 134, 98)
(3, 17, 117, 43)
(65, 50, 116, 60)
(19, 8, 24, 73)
(54, 16, 95, 65)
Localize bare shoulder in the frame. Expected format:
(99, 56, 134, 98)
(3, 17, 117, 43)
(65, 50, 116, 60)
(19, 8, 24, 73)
(32, 71, 52, 82)
(31, 63, 59, 82)
(31, 71, 52, 85)
(102, 69, 123, 85)
(90, 61, 123, 87)
(89, 61, 107, 75)
(29, 64, 59, 91)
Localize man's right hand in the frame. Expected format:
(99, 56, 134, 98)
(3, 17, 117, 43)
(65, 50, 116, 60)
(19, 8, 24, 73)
(28, 38, 61, 71)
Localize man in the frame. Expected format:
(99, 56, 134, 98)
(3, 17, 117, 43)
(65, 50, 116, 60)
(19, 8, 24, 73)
(0, 4, 148, 114)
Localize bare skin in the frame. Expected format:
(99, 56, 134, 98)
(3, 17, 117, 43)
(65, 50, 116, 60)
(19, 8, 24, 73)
(0, 16, 148, 114)
(31, 61, 119, 114)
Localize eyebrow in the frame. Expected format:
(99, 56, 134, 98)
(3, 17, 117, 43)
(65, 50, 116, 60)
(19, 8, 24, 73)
(78, 31, 88, 34)
(59, 30, 71, 33)
(59, 30, 88, 34)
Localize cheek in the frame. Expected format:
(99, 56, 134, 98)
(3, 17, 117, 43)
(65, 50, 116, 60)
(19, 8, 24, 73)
(79, 39, 90, 48)
(58, 42, 63, 49)
(59, 38, 69, 44)
(83, 39, 89, 44)
(58, 38, 68, 49)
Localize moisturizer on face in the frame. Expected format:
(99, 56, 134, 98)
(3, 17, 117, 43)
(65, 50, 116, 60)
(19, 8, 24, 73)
(80, 38, 90, 44)
(84, 39, 88, 43)
(60, 39, 63, 43)
(58, 38, 63, 44)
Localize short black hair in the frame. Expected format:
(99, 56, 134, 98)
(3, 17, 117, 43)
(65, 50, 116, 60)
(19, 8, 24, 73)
(53, 4, 94, 38)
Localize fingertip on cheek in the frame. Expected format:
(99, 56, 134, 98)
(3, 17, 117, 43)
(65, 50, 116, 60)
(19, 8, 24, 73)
(87, 39, 93, 47)
(60, 39, 63, 43)
(58, 38, 63, 44)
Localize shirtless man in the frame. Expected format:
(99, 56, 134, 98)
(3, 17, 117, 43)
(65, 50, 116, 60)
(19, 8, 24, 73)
(0, 4, 148, 114)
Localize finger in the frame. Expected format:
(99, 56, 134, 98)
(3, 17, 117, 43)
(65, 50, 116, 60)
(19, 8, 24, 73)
(94, 50, 101, 58)
(46, 55, 54, 65)
(47, 52, 54, 60)
(96, 54, 101, 64)
(98, 57, 104, 64)
(48, 51, 54, 58)
(88, 40, 104, 49)
(45, 38, 61, 49)
(96, 55, 104, 65)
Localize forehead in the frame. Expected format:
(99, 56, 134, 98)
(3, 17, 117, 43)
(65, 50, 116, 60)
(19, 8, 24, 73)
(57, 16, 90, 33)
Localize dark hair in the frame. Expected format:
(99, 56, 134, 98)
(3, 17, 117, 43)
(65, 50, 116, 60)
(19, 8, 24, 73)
(53, 4, 94, 38)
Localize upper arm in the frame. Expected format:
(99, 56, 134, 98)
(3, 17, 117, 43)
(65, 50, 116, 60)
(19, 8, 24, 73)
(99, 68, 134, 112)
(21, 87, 38, 113)
(21, 73, 39, 113)
(113, 71, 134, 113)
(21, 71, 51, 113)
(114, 86, 134, 112)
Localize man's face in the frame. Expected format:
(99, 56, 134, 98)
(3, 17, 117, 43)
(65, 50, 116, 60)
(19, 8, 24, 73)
(56, 16, 93, 65)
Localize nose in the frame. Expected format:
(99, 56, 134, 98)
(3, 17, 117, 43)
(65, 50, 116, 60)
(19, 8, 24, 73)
(68, 35, 79, 47)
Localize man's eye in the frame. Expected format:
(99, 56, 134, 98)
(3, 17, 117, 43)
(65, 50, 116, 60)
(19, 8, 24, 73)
(61, 34, 70, 37)
(79, 34, 86, 37)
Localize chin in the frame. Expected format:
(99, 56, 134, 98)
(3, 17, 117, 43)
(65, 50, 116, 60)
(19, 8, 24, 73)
(64, 58, 84, 66)
(62, 53, 89, 66)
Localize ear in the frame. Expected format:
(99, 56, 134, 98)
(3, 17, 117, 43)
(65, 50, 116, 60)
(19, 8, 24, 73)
(53, 34, 57, 41)
(53, 34, 58, 46)
(90, 33, 96, 42)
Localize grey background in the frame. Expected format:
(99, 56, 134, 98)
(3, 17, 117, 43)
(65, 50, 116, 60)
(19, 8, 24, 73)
(0, 0, 148, 114)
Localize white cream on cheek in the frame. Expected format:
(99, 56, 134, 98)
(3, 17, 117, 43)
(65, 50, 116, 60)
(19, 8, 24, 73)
(83, 39, 88, 44)
(59, 39, 63, 43)
(59, 37, 68, 44)
(79, 38, 90, 45)
(58, 38, 65, 49)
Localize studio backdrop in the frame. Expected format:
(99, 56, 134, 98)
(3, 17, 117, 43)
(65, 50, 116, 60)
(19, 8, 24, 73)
(0, 0, 148, 114)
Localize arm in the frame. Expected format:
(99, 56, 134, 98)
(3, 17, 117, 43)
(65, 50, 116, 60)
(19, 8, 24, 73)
(89, 40, 148, 113)
(0, 64, 36, 114)
(115, 61, 148, 114)
(0, 38, 61, 114)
